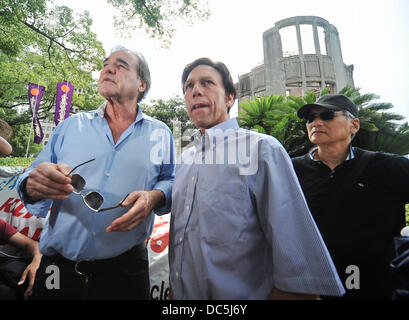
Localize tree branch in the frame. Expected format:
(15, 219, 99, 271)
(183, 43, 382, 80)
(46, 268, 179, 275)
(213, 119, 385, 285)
(22, 20, 85, 54)
(141, 2, 172, 37)
(56, 25, 77, 39)
(47, 39, 58, 72)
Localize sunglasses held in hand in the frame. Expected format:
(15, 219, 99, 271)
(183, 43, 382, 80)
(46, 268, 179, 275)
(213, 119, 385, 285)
(66, 159, 129, 212)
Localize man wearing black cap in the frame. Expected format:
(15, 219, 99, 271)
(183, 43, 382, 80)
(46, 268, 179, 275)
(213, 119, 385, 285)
(292, 94, 409, 300)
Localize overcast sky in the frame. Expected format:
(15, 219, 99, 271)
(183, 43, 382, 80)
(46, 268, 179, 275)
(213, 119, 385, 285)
(56, 0, 409, 121)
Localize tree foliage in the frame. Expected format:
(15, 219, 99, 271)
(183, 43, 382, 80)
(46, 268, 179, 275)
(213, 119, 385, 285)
(141, 96, 196, 153)
(0, 0, 106, 127)
(238, 87, 409, 157)
(0, 107, 42, 157)
(141, 96, 195, 133)
(339, 86, 409, 155)
(107, 0, 210, 47)
(0, 156, 34, 167)
(0, 0, 210, 157)
(0, 0, 106, 156)
(237, 92, 316, 157)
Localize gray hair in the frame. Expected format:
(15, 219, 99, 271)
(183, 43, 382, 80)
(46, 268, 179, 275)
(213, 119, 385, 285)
(110, 45, 151, 102)
(343, 110, 356, 120)
(342, 110, 358, 140)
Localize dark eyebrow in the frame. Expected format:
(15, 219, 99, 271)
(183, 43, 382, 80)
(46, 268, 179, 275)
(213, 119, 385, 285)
(201, 76, 214, 82)
(116, 58, 130, 68)
(102, 57, 130, 68)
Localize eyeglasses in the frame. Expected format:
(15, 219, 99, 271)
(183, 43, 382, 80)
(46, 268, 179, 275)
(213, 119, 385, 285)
(305, 110, 342, 124)
(67, 159, 129, 213)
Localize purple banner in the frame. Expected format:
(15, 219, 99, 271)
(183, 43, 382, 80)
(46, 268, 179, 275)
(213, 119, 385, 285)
(33, 115, 44, 144)
(28, 83, 45, 116)
(28, 83, 45, 144)
(54, 81, 74, 125)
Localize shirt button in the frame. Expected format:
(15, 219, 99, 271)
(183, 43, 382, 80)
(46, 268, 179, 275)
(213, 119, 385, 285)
(106, 172, 110, 177)
(112, 148, 116, 152)
(191, 176, 195, 181)
(92, 232, 96, 236)
(179, 237, 183, 243)
(176, 272, 179, 278)
(185, 205, 190, 211)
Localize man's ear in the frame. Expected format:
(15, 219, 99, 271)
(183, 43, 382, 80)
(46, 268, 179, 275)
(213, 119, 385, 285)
(225, 93, 234, 109)
(138, 81, 147, 94)
(351, 118, 360, 134)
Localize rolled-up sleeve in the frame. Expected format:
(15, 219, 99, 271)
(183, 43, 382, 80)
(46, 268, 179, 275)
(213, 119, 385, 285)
(153, 128, 175, 215)
(16, 130, 60, 218)
(252, 139, 345, 296)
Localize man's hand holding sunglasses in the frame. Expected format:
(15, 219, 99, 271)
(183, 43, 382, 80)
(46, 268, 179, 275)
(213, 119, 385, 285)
(24, 162, 74, 202)
(105, 189, 165, 232)
(24, 159, 165, 232)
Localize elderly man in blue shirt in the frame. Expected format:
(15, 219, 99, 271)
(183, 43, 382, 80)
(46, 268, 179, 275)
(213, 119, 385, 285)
(169, 57, 345, 300)
(16, 46, 175, 300)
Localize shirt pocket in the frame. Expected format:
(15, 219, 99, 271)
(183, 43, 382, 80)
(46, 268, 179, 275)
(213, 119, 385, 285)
(197, 165, 248, 245)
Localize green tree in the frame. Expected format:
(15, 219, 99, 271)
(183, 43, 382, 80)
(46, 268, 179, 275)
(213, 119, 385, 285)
(142, 96, 196, 153)
(0, 108, 42, 157)
(0, 0, 106, 157)
(237, 94, 288, 135)
(273, 93, 316, 157)
(238, 87, 409, 157)
(108, 0, 210, 47)
(141, 96, 195, 133)
(0, 0, 106, 128)
(10, 123, 43, 157)
(0, 0, 210, 154)
(238, 92, 316, 157)
(340, 86, 409, 155)
(406, 204, 409, 226)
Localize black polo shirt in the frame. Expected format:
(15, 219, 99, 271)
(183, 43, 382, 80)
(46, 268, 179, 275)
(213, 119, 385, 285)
(292, 147, 409, 299)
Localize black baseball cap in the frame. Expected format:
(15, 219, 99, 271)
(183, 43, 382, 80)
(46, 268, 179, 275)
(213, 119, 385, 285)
(297, 94, 358, 119)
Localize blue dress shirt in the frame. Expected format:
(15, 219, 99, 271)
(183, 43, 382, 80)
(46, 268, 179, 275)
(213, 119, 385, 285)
(169, 118, 345, 299)
(17, 103, 175, 261)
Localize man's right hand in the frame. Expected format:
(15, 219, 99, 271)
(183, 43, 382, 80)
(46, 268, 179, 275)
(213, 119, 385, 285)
(25, 162, 74, 202)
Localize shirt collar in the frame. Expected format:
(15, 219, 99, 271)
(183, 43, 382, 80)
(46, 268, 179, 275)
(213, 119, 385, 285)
(94, 101, 144, 125)
(191, 118, 240, 148)
(95, 102, 107, 117)
(309, 145, 356, 162)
